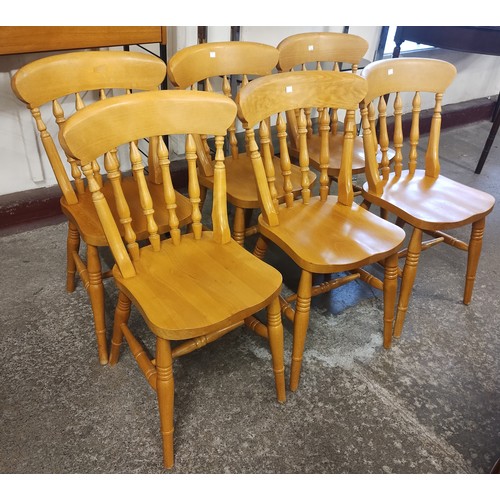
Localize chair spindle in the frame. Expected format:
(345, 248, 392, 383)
(276, 113, 294, 208)
(82, 162, 136, 278)
(186, 133, 203, 239)
(425, 93, 444, 178)
(377, 96, 390, 179)
(297, 109, 311, 204)
(259, 119, 279, 211)
(52, 99, 85, 196)
(318, 107, 330, 201)
(223, 74, 239, 159)
(337, 109, 355, 207)
(393, 92, 404, 176)
(409, 91, 421, 174)
(157, 136, 181, 245)
(212, 135, 231, 244)
(129, 141, 160, 251)
(104, 150, 140, 261)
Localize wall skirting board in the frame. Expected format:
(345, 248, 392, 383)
(0, 96, 496, 234)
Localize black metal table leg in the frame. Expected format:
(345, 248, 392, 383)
(475, 97, 500, 174)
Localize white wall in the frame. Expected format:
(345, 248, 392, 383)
(394, 47, 500, 113)
(1, 51, 64, 196)
(240, 26, 343, 47)
(0, 46, 160, 197)
(1, 26, 499, 197)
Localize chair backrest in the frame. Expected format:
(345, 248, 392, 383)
(59, 90, 237, 279)
(360, 57, 457, 194)
(167, 41, 279, 175)
(11, 50, 167, 205)
(277, 32, 368, 148)
(277, 32, 369, 72)
(237, 71, 367, 225)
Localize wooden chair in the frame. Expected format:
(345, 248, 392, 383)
(360, 57, 496, 338)
(59, 89, 286, 469)
(11, 51, 192, 365)
(276, 31, 393, 193)
(167, 41, 316, 245)
(237, 71, 406, 391)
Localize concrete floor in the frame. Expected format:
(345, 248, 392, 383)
(0, 121, 498, 478)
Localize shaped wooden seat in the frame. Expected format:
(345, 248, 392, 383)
(277, 31, 393, 193)
(360, 57, 496, 338)
(11, 51, 192, 365)
(237, 71, 406, 391)
(60, 89, 285, 469)
(167, 41, 316, 245)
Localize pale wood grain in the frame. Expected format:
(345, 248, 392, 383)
(61, 89, 286, 468)
(361, 57, 495, 337)
(276, 31, 391, 188)
(167, 41, 316, 245)
(238, 71, 406, 390)
(0, 26, 165, 55)
(11, 50, 171, 365)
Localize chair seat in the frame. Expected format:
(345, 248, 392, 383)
(258, 196, 406, 274)
(362, 170, 496, 230)
(61, 176, 193, 247)
(199, 154, 316, 209)
(290, 135, 393, 178)
(113, 232, 282, 340)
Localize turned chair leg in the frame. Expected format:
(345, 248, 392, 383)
(464, 218, 486, 305)
(290, 270, 312, 392)
(156, 337, 175, 469)
(232, 206, 246, 246)
(109, 291, 131, 366)
(383, 253, 399, 348)
(66, 222, 80, 293)
(252, 236, 268, 260)
(87, 244, 108, 365)
(393, 227, 423, 338)
(267, 296, 286, 403)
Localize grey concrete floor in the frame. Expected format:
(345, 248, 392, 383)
(0, 121, 499, 480)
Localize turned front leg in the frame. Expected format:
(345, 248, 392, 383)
(156, 337, 175, 469)
(394, 227, 422, 338)
(464, 218, 486, 305)
(66, 222, 80, 293)
(383, 253, 399, 348)
(290, 270, 312, 392)
(253, 236, 268, 260)
(87, 244, 108, 365)
(232, 206, 246, 246)
(267, 296, 286, 403)
(109, 291, 131, 366)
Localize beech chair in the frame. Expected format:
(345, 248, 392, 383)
(276, 31, 393, 193)
(237, 71, 406, 391)
(360, 57, 496, 338)
(11, 51, 192, 365)
(59, 89, 286, 469)
(167, 41, 316, 245)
